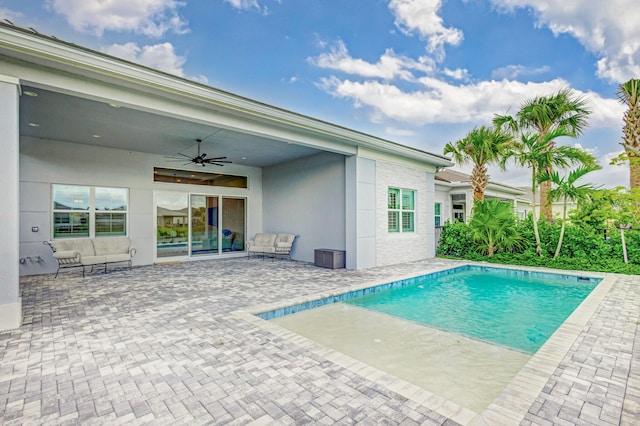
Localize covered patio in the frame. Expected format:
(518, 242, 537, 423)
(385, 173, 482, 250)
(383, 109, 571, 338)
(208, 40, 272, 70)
(1, 259, 639, 424)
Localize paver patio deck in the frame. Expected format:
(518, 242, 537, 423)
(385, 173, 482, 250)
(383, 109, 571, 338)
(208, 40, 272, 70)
(1, 257, 639, 425)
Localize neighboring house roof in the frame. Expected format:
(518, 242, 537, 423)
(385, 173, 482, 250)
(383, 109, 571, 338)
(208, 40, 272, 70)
(0, 19, 454, 169)
(435, 169, 472, 184)
(435, 169, 527, 197)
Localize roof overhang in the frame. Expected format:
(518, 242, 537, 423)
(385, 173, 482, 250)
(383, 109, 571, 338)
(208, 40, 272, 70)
(0, 21, 452, 169)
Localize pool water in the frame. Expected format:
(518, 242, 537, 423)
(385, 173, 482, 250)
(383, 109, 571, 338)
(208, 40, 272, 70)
(266, 266, 601, 412)
(345, 268, 598, 353)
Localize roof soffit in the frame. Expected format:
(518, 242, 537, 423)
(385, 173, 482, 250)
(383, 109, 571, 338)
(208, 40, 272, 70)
(0, 22, 453, 167)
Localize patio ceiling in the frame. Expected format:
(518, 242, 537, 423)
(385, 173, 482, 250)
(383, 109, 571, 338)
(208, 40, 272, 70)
(18, 85, 323, 168)
(2, 21, 453, 172)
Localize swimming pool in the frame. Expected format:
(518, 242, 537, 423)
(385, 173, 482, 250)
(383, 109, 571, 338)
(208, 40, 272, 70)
(254, 264, 605, 413)
(258, 265, 600, 353)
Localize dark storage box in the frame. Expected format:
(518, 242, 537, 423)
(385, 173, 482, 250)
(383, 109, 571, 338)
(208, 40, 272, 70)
(314, 249, 346, 269)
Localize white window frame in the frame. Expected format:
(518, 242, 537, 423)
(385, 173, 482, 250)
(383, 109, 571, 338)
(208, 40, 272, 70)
(52, 184, 129, 239)
(388, 187, 416, 233)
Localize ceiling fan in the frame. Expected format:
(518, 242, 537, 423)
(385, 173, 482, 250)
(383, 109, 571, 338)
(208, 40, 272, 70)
(166, 138, 232, 167)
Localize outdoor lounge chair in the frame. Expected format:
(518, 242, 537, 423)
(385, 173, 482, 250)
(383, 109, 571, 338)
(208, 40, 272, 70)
(247, 233, 297, 260)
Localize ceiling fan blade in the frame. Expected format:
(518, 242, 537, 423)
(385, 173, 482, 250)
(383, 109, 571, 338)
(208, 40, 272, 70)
(207, 156, 228, 160)
(210, 163, 226, 167)
(203, 159, 232, 164)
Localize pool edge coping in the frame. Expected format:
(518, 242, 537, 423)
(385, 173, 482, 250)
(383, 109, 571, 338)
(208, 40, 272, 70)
(234, 262, 612, 425)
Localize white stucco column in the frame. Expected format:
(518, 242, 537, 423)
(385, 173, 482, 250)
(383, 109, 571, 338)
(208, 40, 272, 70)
(345, 155, 376, 269)
(425, 172, 436, 257)
(0, 75, 22, 331)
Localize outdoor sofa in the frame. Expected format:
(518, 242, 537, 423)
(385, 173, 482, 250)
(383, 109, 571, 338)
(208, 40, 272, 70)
(44, 237, 136, 277)
(247, 233, 297, 260)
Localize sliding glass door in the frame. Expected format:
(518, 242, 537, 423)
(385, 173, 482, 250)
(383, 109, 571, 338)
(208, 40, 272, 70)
(221, 198, 245, 252)
(156, 191, 189, 258)
(190, 195, 218, 256)
(155, 191, 246, 260)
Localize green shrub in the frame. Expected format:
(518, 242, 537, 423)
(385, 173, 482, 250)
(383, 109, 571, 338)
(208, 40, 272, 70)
(437, 220, 473, 257)
(436, 215, 640, 274)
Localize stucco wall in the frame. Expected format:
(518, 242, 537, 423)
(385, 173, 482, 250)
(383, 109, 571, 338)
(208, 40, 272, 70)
(262, 152, 346, 263)
(0, 79, 21, 330)
(375, 161, 434, 266)
(19, 137, 262, 276)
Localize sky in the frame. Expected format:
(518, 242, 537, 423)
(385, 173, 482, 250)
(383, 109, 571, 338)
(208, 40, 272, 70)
(1, 0, 638, 189)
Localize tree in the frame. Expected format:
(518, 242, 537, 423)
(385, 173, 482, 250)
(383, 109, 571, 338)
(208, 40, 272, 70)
(502, 130, 594, 255)
(569, 188, 619, 229)
(443, 125, 513, 202)
(468, 199, 522, 256)
(543, 164, 601, 259)
(617, 79, 640, 188)
(494, 88, 591, 220)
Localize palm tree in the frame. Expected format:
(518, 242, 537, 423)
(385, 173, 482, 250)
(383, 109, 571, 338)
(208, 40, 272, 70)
(494, 88, 591, 220)
(543, 164, 601, 259)
(468, 199, 522, 256)
(443, 125, 514, 202)
(617, 79, 640, 188)
(502, 130, 594, 255)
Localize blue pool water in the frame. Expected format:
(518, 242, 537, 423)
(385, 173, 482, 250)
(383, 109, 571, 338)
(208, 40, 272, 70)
(344, 268, 598, 353)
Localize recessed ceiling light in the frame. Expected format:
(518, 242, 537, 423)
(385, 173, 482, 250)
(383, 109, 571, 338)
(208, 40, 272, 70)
(92, 134, 101, 138)
(28, 122, 40, 127)
(109, 103, 121, 108)
(241, 157, 247, 160)
(23, 91, 38, 97)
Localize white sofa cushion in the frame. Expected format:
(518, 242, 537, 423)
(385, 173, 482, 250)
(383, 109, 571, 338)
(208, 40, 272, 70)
(49, 238, 96, 256)
(253, 233, 277, 247)
(93, 237, 132, 255)
(275, 234, 296, 253)
(249, 233, 277, 253)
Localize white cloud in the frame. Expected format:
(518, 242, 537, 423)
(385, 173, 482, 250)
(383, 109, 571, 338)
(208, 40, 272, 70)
(190, 74, 209, 85)
(224, 0, 260, 10)
(442, 68, 470, 81)
(592, 150, 629, 189)
(104, 42, 186, 76)
(491, 64, 551, 80)
(224, 0, 274, 14)
(318, 76, 624, 128)
(104, 42, 209, 83)
(485, 149, 627, 189)
(308, 40, 434, 80)
(388, 0, 463, 61)
(0, 7, 22, 22)
(386, 127, 416, 137)
(490, 0, 640, 83)
(47, 0, 188, 37)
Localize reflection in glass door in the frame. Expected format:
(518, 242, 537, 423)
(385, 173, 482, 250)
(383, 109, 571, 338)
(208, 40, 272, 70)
(155, 191, 246, 259)
(221, 198, 245, 252)
(156, 191, 189, 258)
(191, 195, 219, 256)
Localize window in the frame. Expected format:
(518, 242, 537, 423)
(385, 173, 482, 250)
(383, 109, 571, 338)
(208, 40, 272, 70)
(95, 187, 128, 236)
(154, 167, 248, 188)
(53, 185, 128, 238)
(53, 185, 90, 238)
(435, 203, 441, 227)
(388, 187, 415, 233)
